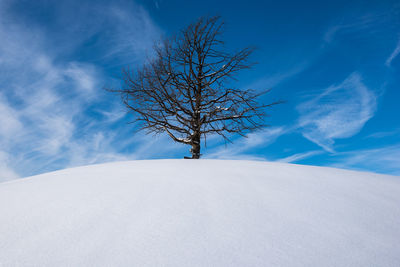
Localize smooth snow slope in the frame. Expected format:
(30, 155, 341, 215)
(0, 160, 399, 267)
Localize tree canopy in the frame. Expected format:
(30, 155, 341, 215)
(114, 16, 281, 158)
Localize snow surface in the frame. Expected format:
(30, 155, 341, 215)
(0, 160, 399, 267)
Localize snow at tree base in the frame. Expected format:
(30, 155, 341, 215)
(0, 160, 399, 266)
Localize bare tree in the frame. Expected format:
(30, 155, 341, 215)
(115, 16, 281, 159)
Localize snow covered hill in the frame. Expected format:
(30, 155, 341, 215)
(0, 160, 399, 266)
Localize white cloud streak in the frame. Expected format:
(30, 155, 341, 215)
(205, 127, 286, 160)
(366, 128, 400, 139)
(277, 150, 323, 163)
(0, 151, 19, 182)
(297, 73, 377, 152)
(385, 39, 400, 67)
(323, 12, 390, 44)
(0, 94, 22, 140)
(247, 63, 307, 91)
(330, 145, 400, 176)
(0, 0, 164, 180)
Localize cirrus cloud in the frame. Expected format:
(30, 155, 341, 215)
(0, 0, 163, 180)
(297, 73, 377, 152)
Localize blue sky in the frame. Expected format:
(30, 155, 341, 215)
(0, 0, 399, 180)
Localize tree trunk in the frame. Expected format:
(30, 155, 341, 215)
(190, 132, 201, 159)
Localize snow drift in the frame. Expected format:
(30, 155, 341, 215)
(0, 160, 399, 266)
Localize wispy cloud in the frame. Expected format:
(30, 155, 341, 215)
(385, 39, 400, 67)
(366, 128, 400, 139)
(103, 5, 161, 62)
(247, 63, 307, 91)
(277, 150, 323, 163)
(297, 73, 377, 152)
(329, 144, 400, 176)
(323, 12, 390, 44)
(0, 94, 22, 140)
(205, 127, 286, 160)
(0, 0, 164, 180)
(0, 151, 19, 182)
